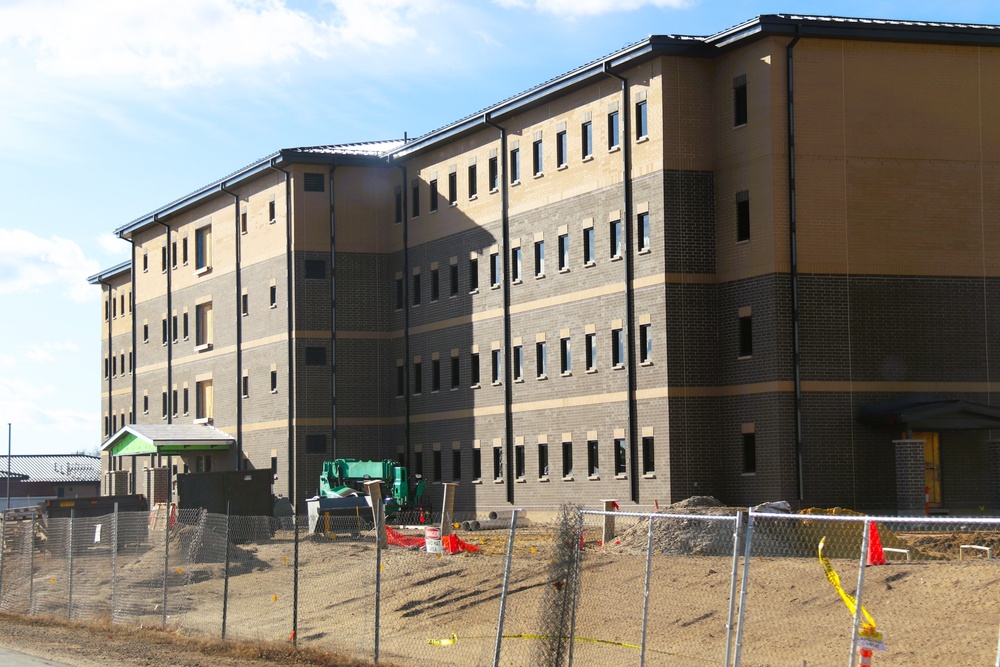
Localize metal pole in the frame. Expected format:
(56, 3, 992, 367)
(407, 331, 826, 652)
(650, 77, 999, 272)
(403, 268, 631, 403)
(374, 495, 383, 664)
(639, 512, 655, 666)
(0, 508, 6, 611)
(6, 423, 11, 512)
(111, 503, 118, 622)
(222, 502, 231, 640)
(293, 506, 299, 647)
(733, 509, 755, 667)
(68, 509, 74, 621)
(162, 505, 169, 628)
(566, 509, 583, 667)
(994, 603, 1000, 667)
(28, 513, 35, 615)
(492, 508, 519, 667)
(848, 519, 871, 667)
(725, 511, 743, 667)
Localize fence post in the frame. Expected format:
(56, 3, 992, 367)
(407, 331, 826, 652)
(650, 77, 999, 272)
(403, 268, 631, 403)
(639, 512, 655, 666)
(111, 503, 118, 622)
(724, 511, 743, 667)
(0, 509, 6, 611)
(28, 512, 35, 615)
(848, 519, 872, 667)
(162, 506, 169, 628)
(492, 508, 519, 667)
(293, 506, 299, 647)
(222, 503, 231, 640)
(373, 492, 384, 665)
(733, 508, 755, 667)
(566, 507, 584, 667)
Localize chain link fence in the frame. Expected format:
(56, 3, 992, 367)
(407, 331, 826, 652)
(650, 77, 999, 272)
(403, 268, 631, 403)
(1, 504, 1000, 666)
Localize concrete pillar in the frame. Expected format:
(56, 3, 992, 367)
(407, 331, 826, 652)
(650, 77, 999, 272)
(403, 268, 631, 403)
(893, 439, 925, 516)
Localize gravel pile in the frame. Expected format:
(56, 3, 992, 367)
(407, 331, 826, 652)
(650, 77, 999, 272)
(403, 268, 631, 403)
(610, 496, 743, 556)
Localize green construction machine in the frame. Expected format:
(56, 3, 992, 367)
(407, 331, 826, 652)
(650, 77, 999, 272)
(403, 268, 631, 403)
(317, 458, 427, 520)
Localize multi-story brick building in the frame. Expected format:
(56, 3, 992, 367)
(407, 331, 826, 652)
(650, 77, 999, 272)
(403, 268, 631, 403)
(92, 15, 1000, 514)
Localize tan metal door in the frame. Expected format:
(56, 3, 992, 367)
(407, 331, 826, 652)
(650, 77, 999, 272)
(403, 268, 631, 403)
(912, 431, 941, 507)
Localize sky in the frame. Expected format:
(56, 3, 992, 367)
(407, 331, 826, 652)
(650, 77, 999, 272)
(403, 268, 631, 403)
(3, 0, 1000, 457)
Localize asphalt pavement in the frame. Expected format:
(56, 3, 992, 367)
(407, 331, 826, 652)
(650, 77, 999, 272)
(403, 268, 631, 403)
(0, 647, 77, 667)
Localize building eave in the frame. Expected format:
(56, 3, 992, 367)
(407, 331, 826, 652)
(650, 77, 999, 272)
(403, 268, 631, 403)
(87, 260, 132, 285)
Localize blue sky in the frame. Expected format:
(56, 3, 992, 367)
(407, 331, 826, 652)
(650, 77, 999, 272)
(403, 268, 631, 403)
(2, 0, 1000, 456)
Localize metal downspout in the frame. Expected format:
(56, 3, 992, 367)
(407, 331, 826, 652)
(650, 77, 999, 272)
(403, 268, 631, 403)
(484, 114, 515, 506)
(98, 277, 112, 494)
(155, 216, 173, 431)
(393, 161, 411, 473)
(786, 30, 805, 501)
(269, 160, 296, 509)
(604, 63, 641, 504)
(328, 165, 337, 461)
(220, 184, 244, 469)
(126, 237, 137, 426)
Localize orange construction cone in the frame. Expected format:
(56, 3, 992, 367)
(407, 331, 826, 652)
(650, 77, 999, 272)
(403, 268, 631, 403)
(858, 647, 873, 666)
(866, 522, 886, 566)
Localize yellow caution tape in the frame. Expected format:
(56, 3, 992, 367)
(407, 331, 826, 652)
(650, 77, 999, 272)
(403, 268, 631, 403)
(427, 633, 696, 659)
(428, 633, 458, 646)
(818, 537, 876, 632)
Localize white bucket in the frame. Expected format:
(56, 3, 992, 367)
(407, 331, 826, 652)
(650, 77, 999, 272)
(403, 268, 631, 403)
(425, 526, 443, 554)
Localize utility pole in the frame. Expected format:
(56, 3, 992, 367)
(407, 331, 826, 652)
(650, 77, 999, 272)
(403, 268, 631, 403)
(6, 423, 11, 511)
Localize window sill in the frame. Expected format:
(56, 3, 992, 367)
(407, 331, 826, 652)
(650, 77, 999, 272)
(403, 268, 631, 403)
(470, 383, 481, 390)
(582, 155, 594, 163)
(143, 411, 149, 416)
(490, 284, 501, 290)
(516, 477, 526, 484)
(588, 475, 600, 481)
(270, 389, 278, 395)
(194, 266, 212, 277)
(510, 180, 521, 187)
(584, 261, 596, 268)
(557, 164, 568, 171)
(193, 417, 211, 425)
(269, 218, 277, 225)
(431, 390, 439, 394)
(538, 477, 550, 482)
(638, 248, 652, 255)
(734, 122, 747, 129)
(561, 372, 572, 378)
(194, 343, 213, 353)
(469, 288, 479, 295)
(413, 393, 421, 397)
(450, 386, 459, 391)
(610, 255, 623, 262)
(449, 201, 458, 208)
(449, 294, 458, 299)
(471, 479, 482, 485)
(512, 279, 523, 285)
(535, 274, 545, 280)
(643, 473, 656, 479)
(489, 188, 499, 195)
(514, 378, 524, 384)
(494, 478, 504, 484)
(429, 209, 438, 214)
(736, 239, 750, 246)
(533, 172, 544, 179)
(492, 381, 502, 387)
(609, 145, 621, 154)
(562, 476, 574, 482)
(640, 361, 654, 367)
(411, 303, 420, 308)
(559, 268, 570, 274)
(612, 364, 625, 371)
(586, 368, 598, 374)
(738, 355, 752, 361)
(615, 474, 627, 480)
(636, 136, 649, 144)
(469, 194, 478, 202)
(537, 375, 548, 381)
(741, 472, 756, 477)
(270, 304, 278, 309)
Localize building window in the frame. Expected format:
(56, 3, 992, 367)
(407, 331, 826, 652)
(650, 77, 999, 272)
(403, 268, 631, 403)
(269, 200, 277, 222)
(582, 121, 593, 159)
(638, 212, 650, 252)
(413, 361, 422, 395)
(642, 436, 655, 474)
(171, 389, 178, 416)
(105, 299, 110, 322)
(411, 181, 420, 217)
(471, 353, 480, 386)
(449, 264, 459, 296)
(413, 451, 423, 477)
(513, 345, 523, 381)
(143, 323, 149, 344)
(432, 448, 442, 483)
(195, 302, 212, 347)
(304, 172, 325, 192)
(736, 191, 750, 242)
(743, 432, 756, 473)
(306, 435, 328, 455)
(161, 317, 167, 345)
(614, 438, 627, 476)
(432, 358, 441, 392)
(143, 394, 149, 414)
(472, 447, 482, 481)
(183, 386, 190, 414)
(490, 252, 501, 288)
(452, 448, 462, 481)
(560, 337, 571, 375)
(538, 443, 549, 478)
(161, 246, 167, 272)
(429, 179, 438, 212)
(608, 111, 620, 149)
(635, 100, 648, 139)
(612, 328, 624, 368)
(511, 246, 522, 282)
(431, 268, 439, 301)
(558, 234, 569, 271)
(556, 130, 567, 167)
(587, 440, 599, 476)
(240, 212, 248, 235)
(270, 284, 277, 308)
(241, 293, 249, 316)
(468, 164, 477, 198)
(610, 219, 622, 258)
(491, 349, 502, 385)
(161, 391, 168, 419)
(142, 251, 148, 272)
(585, 333, 596, 371)
(510, 147, 520, 183)
(536, 341, 547, 378)
(639, 323, 652, 363)
(305, 346, 327, 365)
(488, 156, 499, 191)
(171, 240, 177, 269)
(469, 257, 479, 292)
(396, 364, 405, 397)
(242, 374, 249, 399)
(493, 445, 504, 481)
(412, 273, 421, 305)
(448, 172, 457, 205)
(583, 227, 595, 264)
(305, 260, 326, 279)
(451, 355, 460, 389)
(395, 277, 404, 310)
(270, 369, 278, 393)
(112, 413, 117, 432)
(194, 225, 212, 270)
(171, 314, 178, 342)
(194, 380, 213, 420)
(103, 356, 109, 379)
(739, 315, 753, 357)
(734, 74, 748, 126)
(394, 187, 402, 224)
(515, 444, 525, 480)
(534, 240, 545, 277)
(562, 441, 573, 477)
(532, 139, 543, 176)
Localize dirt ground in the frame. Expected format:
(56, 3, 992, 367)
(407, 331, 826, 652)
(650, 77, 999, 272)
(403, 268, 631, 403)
(3, 502, 1000, 666)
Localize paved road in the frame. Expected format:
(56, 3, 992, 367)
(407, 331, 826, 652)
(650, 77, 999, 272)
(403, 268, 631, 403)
(0, 647, 76, 667)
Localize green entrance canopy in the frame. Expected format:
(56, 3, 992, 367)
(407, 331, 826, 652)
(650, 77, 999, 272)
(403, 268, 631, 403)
(101, 424, 234, 457)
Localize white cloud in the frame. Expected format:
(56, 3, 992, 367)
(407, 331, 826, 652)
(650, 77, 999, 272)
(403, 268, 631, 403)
(24, 342, 80, 364)
(97, 233, 130, 257)
(494, 0, 691, 15)
(0, 229, 99, 302)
